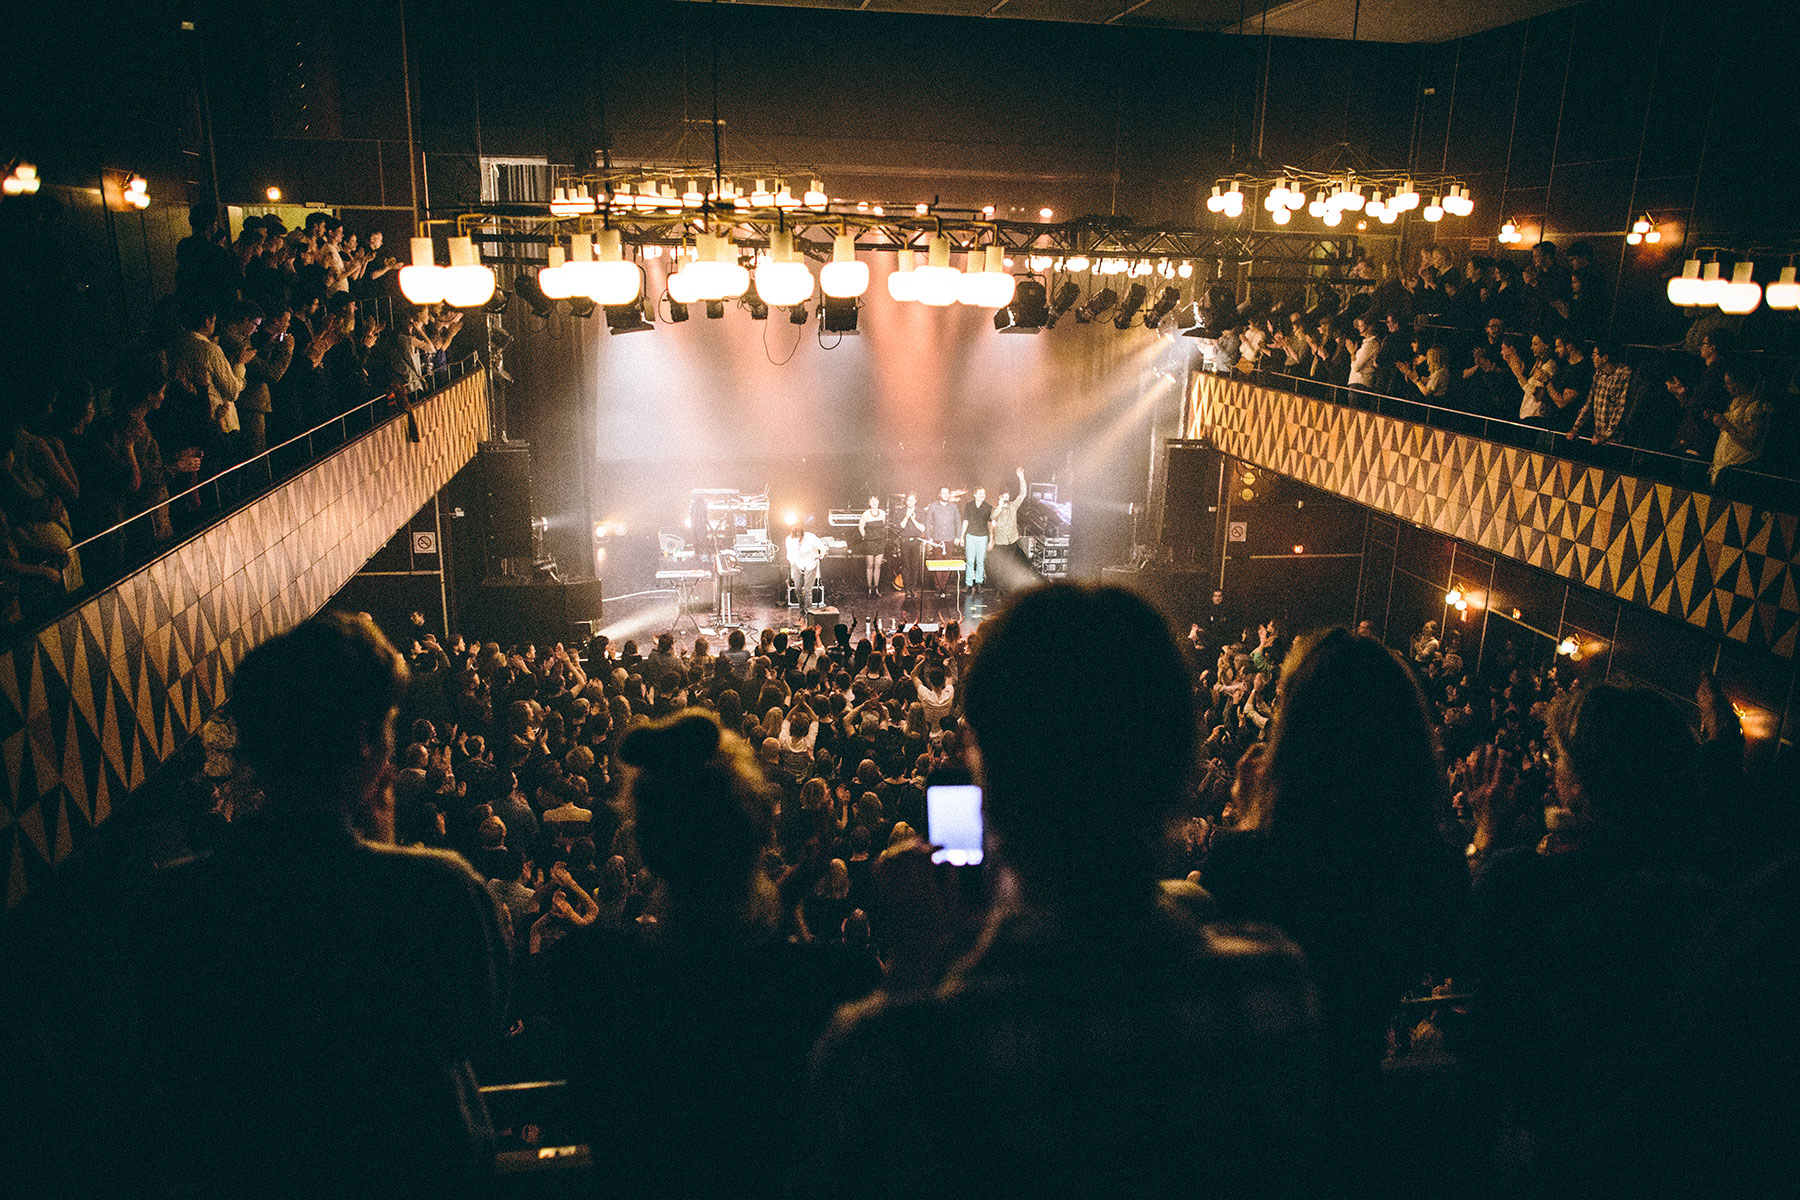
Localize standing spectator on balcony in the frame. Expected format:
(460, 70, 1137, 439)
(1375, 310, 1411, 395)
(1311, 318, 1350, 385)
(242, 304, 293, 460)
(368, 305, 430, 397)
(1670, 331, 1731, 457)
(1504, 334, 1557, 423)
(1462, 342, 1517, 418)
(1544, 335, 1593, 434)
(1708, 363, 1773, 485)
(1398, 344, 1452, 400)
(175, 203, 237, 306)
(1348, 314, 1380, 387)
(115, 356, 174, 548)
(120, 612, 508, 1199)
(1567, 342, 1633, 445)
(167, 296, 243, 471)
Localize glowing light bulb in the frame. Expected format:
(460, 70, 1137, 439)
(1322, 209, 1342, 227)
(1065, 255, 1090, 272)
(913, 235, 962, 307)
(1717, 261, 1762, 314)
(1423, 198, 1444, 222)
(586, 229, 643, 305)
(755, 230, 815, 306)
(887, 248, 918, 302)
(538, 245, 573, 300)
(1765, 266, 1800, 310)
(1039, 207, 1054, 219)
(1631, 217, 1651, 235)
(820, 233, 870, 298)
(803, 179, 829, 208)
(440, 236, 496, 307)
(399, 236, 446, 305)
(1626, 232, 1643, 245)
(1206, 185, 1223, 213)
(1667, 259, 1704, 305)
(1176, 261, 1193, 278)
(1645, 229, 1662, 244)
(1692, 261, 1725, 306)
(1271, 206, 1291, 225)
(265, 185, 283, 202)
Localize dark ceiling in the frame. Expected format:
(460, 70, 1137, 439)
(676, 0, 1583, 42)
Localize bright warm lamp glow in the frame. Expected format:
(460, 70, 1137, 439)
(1322, 209, 1342, 227)
(538, 245, 574, 299)
(1691, 261, 1725, 307)
(265, 185, 282, 202)
(399, 236, 446, 305)
(887, 248, 918, 302)
(1271, 206, 1291, 225)
(1423, 198, 1444, 222)
(1065, 255, 1090, 272)
(978, 245, 1016, 306)
(755, 230, 815, 307)
(1765, 266, 1800, 310)
(913, 235, 962, 307)
(588, 229, 642, 305)
(440, 236, 496, 307)
(1718, 261, 1762, 314)
(820, 233, 870, 298)
(1667, 259, 1704, 305)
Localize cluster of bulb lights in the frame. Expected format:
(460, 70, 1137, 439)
(1444, 586, 1486, 615)
(1208, 178, 1471, 226)
(1498, 220, 1525, 245)
(398, 235, 498, 308)
(3, 163, 41, 196)
(552, 176, 832, 217)
(539, 231, 642, 305)
(1668, 258, 1799, 315)
(1022, 255, 1194, 278)
(1625, 215, 1662, 246)
(886, 236, 1017, 308)
(123, 175, 149, 210)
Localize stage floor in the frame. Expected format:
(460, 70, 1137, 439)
(596, 580, 1008, 649)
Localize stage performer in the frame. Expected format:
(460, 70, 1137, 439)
(924, 486, 962, 594)
(961, 486, 994, 592)
(785, 519, 827, 610)
(898, 494, 927, 604)
(858, 495, 889, 595)
(989, 467, 1029, 580)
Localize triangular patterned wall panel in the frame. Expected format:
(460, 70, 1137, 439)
(1, 374, 490, 909)
(1184, 373, 1800, 660)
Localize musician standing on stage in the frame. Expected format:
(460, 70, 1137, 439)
(960, 487, 994, 593)
(858, 496, 889, 596)
(898, 494, 927, 601)
(785, 519, 827, 610)
(990, 467, 1029, 577)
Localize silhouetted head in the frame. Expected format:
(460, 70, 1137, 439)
(965, 583, 1195, 906)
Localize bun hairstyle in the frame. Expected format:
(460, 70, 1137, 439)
(619, 710, 775, 892)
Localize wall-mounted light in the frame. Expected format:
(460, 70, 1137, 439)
(3, 162, 41, 196)
(265, 185, 282, 203)
(123, 174, 149, 209)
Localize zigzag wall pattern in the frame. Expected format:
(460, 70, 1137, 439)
(1184, 373, 1800, 660)
(0, 373, 491, 908)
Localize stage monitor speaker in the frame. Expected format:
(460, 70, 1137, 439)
(1162, 443, 1222, 565)
(479, 442, 534, 560)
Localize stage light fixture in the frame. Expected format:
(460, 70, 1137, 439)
(1271, 206, 1292, 225)
(441, 236, 496, 307)
(1691, 261, 1725, 306)
(565, 296, 597, 319)
(1667, 259, 1704, 305)
(1074, 287, 1118, 324)
(586, 229, 642, 305)
(484, 288, 510, 314)
(1112, 283, 1148, 330)
(666, 297, 690, 322)
(400, 236, 447, 305)
(605, 296, 655, 334)
(1040, 207, 1054, 219)
(887, 248, 918, 302)
(1423, 197, 1444, 222)
(742, 281, 769, 320)
(1045, 281, 1081, 328)
(1172, 301, 1204, 335)
(682, 178, 705, 206)
(822, 295, 860, 333)
(513, 272, 555, 319)
(538, 245, 573, 299)
(994, 278, 1049, 333)
(1065, 255, 1091, 272)
(789, 303, 811, 325)
(1143, 285, 1180, 328)
(756, 230, 815, 306)
(959, 245, 1015, 307)
(821, 233, 870, 298)
(705, 300, 726, 319)
(1718, 261, 1762, 314)
(804, 178, 829, 207)
(1766, 266, 1800, 310)
(914, 235, 962, 307)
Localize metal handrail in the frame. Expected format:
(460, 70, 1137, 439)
(64, 352, 482, 557)
(4, 354, 484, 646)
(1225, 367, 1800, 505)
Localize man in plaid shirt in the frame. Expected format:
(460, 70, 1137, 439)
(1568, 342, 1633, 444)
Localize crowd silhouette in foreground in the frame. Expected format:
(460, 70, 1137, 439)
(5, 583, 1797, 1198)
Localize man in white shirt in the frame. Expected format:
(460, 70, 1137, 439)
(785, 520, 826, 610)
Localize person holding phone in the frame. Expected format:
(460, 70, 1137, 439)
(800, 583, 1321, 1197)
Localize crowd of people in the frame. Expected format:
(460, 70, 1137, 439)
(1201, 242, 1796, 487)
(1, 202, 468, 634)
(32, 576, 1788, 1199)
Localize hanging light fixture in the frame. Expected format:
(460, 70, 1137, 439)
(399, 235, 447, 305)
(755, 229, 815, 307)
(971, 246, 1016, 307)
(1220, 182, 1244, 218)
(820, 233, 870, 298)
(1341, 185, 1365, 212)
(681, 179, 705, 207)
(440, 235, 496, 307)
(773, 178, 801, 209)
(1307, 191, 1327, 218)
(1423, 196, 1444, 222)
(1667, 259, 1704, 305)
(1205, 185, 1224, 213)
(585, 229, 642, 305)
(887, 246, 919, 302)
(1691, 261, 1726, 307)
(1498, 220, 1522, 245)
(550, 186, 595, 217)
(1322, 208, 1343, 227)
(803, 178, 829, 208)
(123, 174, 149, 209)
(1717, 261, 1762, 314)
(538, 244, 574, 300)
(913, 234, 963, 307)
(1065, 255, 1091, 272)
(1271, 206, 1292, 225)
(668, 245, 703, 305)
(1765, 266, 1800, 310)
(749, 178, 774, 206)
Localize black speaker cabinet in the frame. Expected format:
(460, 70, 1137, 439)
(463, 578, 603, 646)
(479, 442, 535, 561)
(1161, 443, 1223, 565)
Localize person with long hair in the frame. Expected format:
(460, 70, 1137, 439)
(1204, 628, 1469, 1084)
(542, 710, 878, 1200)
